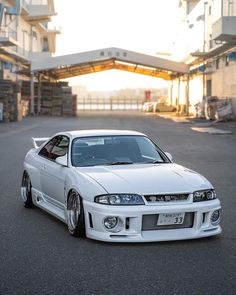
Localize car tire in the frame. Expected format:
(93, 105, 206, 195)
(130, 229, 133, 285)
(67, 190, 86, 237)
(21, 171, 34, 208)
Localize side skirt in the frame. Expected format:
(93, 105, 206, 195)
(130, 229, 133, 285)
(32, 188, 67, 223)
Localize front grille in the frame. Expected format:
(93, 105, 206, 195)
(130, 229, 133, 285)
(142, 212, 194, 231)
(144, 194, 189, 203)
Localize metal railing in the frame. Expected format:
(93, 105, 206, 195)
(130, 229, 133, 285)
(21, 0, 29, 10)
(77, 98, 144, 111)
(0, 27, 17, 40)
(6, 46, 30, 60)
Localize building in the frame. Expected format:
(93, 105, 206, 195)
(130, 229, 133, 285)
(0, 0, 59, 121)
(170, 0, 236, 117)
(0, 0, 59, 79)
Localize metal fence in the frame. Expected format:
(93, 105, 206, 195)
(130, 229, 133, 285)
(77, 98, 144, 111)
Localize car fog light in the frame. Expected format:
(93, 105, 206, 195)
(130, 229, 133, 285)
(211, 210, 220, 225)
(104, 216, 118, 229)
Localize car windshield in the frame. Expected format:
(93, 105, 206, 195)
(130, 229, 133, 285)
(71, 135, 169, 167)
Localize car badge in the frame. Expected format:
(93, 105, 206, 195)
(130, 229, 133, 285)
(165, 195, 171, 201)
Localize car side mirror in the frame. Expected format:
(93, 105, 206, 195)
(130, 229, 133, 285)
(55, 155, 68, 167)
(165, 152, 173, 161)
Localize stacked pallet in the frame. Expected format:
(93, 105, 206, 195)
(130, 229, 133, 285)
(20, 81, 76, 117)
(21, 81, 38, 116)
(62, 86, 73, 116)
(0, 80, 14, 122)
(72, 94, 78, 116)
(41, 83, 52, 115)
(52, 84, 63, 116)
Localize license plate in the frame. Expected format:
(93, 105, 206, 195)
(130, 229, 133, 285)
(157, 213, 185, 225)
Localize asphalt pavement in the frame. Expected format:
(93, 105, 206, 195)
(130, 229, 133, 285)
(0, 112, 236, 295)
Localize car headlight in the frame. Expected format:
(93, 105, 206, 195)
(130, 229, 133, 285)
(193, 189, 216, 202)
(94, 194, 145, 205)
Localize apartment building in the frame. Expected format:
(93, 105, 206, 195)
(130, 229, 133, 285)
(0, 0, 59, 121)
(170, 0, 236, 117)
(0, 0, 58, 80)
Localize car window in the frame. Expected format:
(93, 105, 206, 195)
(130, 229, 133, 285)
(39, 135, 69, 161)
(136, 137, 162, 160)
(71, 135, 167, 167)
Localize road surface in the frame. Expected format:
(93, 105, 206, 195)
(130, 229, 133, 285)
(0, 112, 235, 295)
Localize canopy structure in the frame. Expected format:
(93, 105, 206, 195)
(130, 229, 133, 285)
(31, 47, 189, 80)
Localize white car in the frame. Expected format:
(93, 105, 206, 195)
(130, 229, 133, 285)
(21, 129, 222, 242)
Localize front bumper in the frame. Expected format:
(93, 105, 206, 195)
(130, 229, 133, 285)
(83, 199, 222, 242)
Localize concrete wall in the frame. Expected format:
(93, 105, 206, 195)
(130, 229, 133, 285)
(212, 60, 236, 97)
(211, 59, 236, 116)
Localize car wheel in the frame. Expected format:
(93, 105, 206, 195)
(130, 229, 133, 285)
(21, 171, 34, 208)
(67, 190, 86, 237)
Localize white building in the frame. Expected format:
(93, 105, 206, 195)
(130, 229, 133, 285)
(170, 0, 236, 117)
(0, 0, 59, 81)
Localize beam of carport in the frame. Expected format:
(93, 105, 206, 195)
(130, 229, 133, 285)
(31, 47, 189, 80)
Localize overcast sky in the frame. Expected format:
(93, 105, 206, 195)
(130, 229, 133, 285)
(53, 0, 180, 91)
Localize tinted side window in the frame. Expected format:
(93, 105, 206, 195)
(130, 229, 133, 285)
(39, 137, 57, 159)
(39, 136, 69, 161)
(50, 136, 69, 160)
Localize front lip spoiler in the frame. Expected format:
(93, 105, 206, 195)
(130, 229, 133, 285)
(87, 226, 222, 243)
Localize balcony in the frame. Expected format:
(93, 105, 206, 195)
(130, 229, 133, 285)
(212, 16, 236, 43)
(0, 45, 30, 64)
(0, 27, 18, 47)
(21, 0, 56, 23)
(38, 23, 61, 34)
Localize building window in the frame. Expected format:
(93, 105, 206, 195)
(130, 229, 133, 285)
(209, 6, 211, 15)
(209, 39, 213, 49)
(42, 37, 49, 52)
(225, 55, 229, 66)
(4, 62, 12, 71)
(32, 31, 37, 40)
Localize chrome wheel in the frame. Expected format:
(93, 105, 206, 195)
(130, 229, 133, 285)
(21, 171, 34, 208)
(66, 190, 85, 237)
(21, 173, 30, 202)
(67, 191, 81, 232)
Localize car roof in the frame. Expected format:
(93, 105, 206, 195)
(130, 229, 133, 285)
(56, 129, 146, 139)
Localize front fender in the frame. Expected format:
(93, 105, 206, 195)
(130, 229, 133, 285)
(64, 168, 107, 204)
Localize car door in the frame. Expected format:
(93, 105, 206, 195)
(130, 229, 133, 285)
(38, 135, 69, 208)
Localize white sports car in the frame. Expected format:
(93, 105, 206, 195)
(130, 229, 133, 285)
(21, 130, 222, 242)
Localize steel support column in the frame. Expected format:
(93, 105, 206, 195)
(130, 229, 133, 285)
(37, 73, 42, 115)
(30, 71, 35, 115)
(177, 77, 180, 113)
(185, 76, 190, 116)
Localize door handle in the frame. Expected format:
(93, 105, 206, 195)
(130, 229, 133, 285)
(42, 164, 46, 170)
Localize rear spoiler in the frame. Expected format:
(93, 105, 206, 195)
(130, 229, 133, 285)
(32, 137, 49, 149)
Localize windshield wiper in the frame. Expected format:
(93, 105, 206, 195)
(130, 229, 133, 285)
(150, 160, 168, 164)
(104, 161, 134, 166)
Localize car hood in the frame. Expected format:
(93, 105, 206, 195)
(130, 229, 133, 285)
(76, 163, 212, 195)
